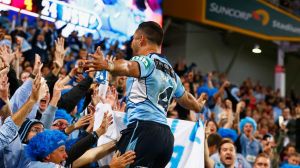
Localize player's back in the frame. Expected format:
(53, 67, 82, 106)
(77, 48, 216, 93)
(125, 53, 185, 125)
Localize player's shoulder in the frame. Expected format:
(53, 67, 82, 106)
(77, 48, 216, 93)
(131, 55, 154, 68)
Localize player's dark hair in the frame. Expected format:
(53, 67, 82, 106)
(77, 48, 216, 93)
(137, 21, 164, 46)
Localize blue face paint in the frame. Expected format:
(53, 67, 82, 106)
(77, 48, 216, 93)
(170, 145, 184, 168)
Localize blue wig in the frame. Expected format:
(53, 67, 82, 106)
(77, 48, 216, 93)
(280, 164, 300, 168)
(218, 128, 238, 142)
(239, 117, 257, 134)
(54, 109, 73, 124)
(25, 130, 67, 161)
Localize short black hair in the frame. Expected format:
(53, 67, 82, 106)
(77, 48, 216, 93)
(137, 21, 163, 46)
(207, 133, 222, 147)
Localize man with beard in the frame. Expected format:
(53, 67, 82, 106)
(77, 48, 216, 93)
(205, 138, 238, 168)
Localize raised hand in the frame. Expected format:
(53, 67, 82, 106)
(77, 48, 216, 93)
(54, 37, 66, 68)
(39, 77, 48, 101)
(197, 93, 208, 110)
(109, 150, 136, 168)
(85, 46, 106, 72)
(204, 121, 211, 139)
(91, 87, 101, 107)
(225, 99, 233, 112)
(32, 54, 43, 76)
(236, 101, 245, 114)
(74, 114, 94, 129)
(115, 101, 126, 112)
(0, 74, 9, 101)
(85, 113, 95, 133)
(95, 111, 113, 136)
(0, 45, 14, 66)
(50, 78, 64, 106)
(0, 67, 9, 76)
(75, 74, 85, 83)
(14, 47, 22, 60)
(106, 86, 118, 108)
(222, 80, 230, 88)
(29, 73, 42, 102)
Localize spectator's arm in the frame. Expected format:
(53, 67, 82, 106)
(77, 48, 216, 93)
(206, 72, 214, 89)
(57, 76, 93, 113)
(223, 100, 233, 129)
(52, 37, 66, 76)
(72, 141, 116, 168)
(70, 112, 113, 167)
(66, 132, 99, 164)
(45, 72, 58, 97)
(0, 116, 18, 149)
(7, 66, 21, 96)
(204, 128, 214, 168)
(10, 54, 43, 113)
(213, 81, 230, 101)
(64, 114, 93, 135)
(40, 105, 57, 129)
(40, 78, 64, 128)
(234, 101, 245, 134)
(276, 125, 287, 153)
(12, 74, 46, 126)
(9, 79, 33, 113)
(58, 68, 78, 86)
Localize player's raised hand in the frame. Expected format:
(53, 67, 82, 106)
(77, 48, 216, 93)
(85, 46, 106, 72)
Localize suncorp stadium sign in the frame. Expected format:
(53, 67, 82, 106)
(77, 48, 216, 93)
(201, 0, 300, 41)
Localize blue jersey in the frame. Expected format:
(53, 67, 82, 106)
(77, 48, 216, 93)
(125, 53, 185, 125)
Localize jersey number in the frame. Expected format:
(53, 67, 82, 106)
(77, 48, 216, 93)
(158, 87, 173, 111)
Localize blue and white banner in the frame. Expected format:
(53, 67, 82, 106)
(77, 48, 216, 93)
(94, 103, 205, 168)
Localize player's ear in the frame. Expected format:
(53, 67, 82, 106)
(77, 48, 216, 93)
(140, 34, 147, 46)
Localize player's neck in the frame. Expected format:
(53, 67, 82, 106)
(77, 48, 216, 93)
(139, 45, 161, 56)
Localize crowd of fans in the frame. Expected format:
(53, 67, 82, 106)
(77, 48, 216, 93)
(0, 13, 299, 168)
(0, 16, 135, 167)
(171, 61, 300, 167)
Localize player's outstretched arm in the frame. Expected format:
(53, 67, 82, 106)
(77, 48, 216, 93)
(176, 92, 207, 113)
(85, 47, 140, 78)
